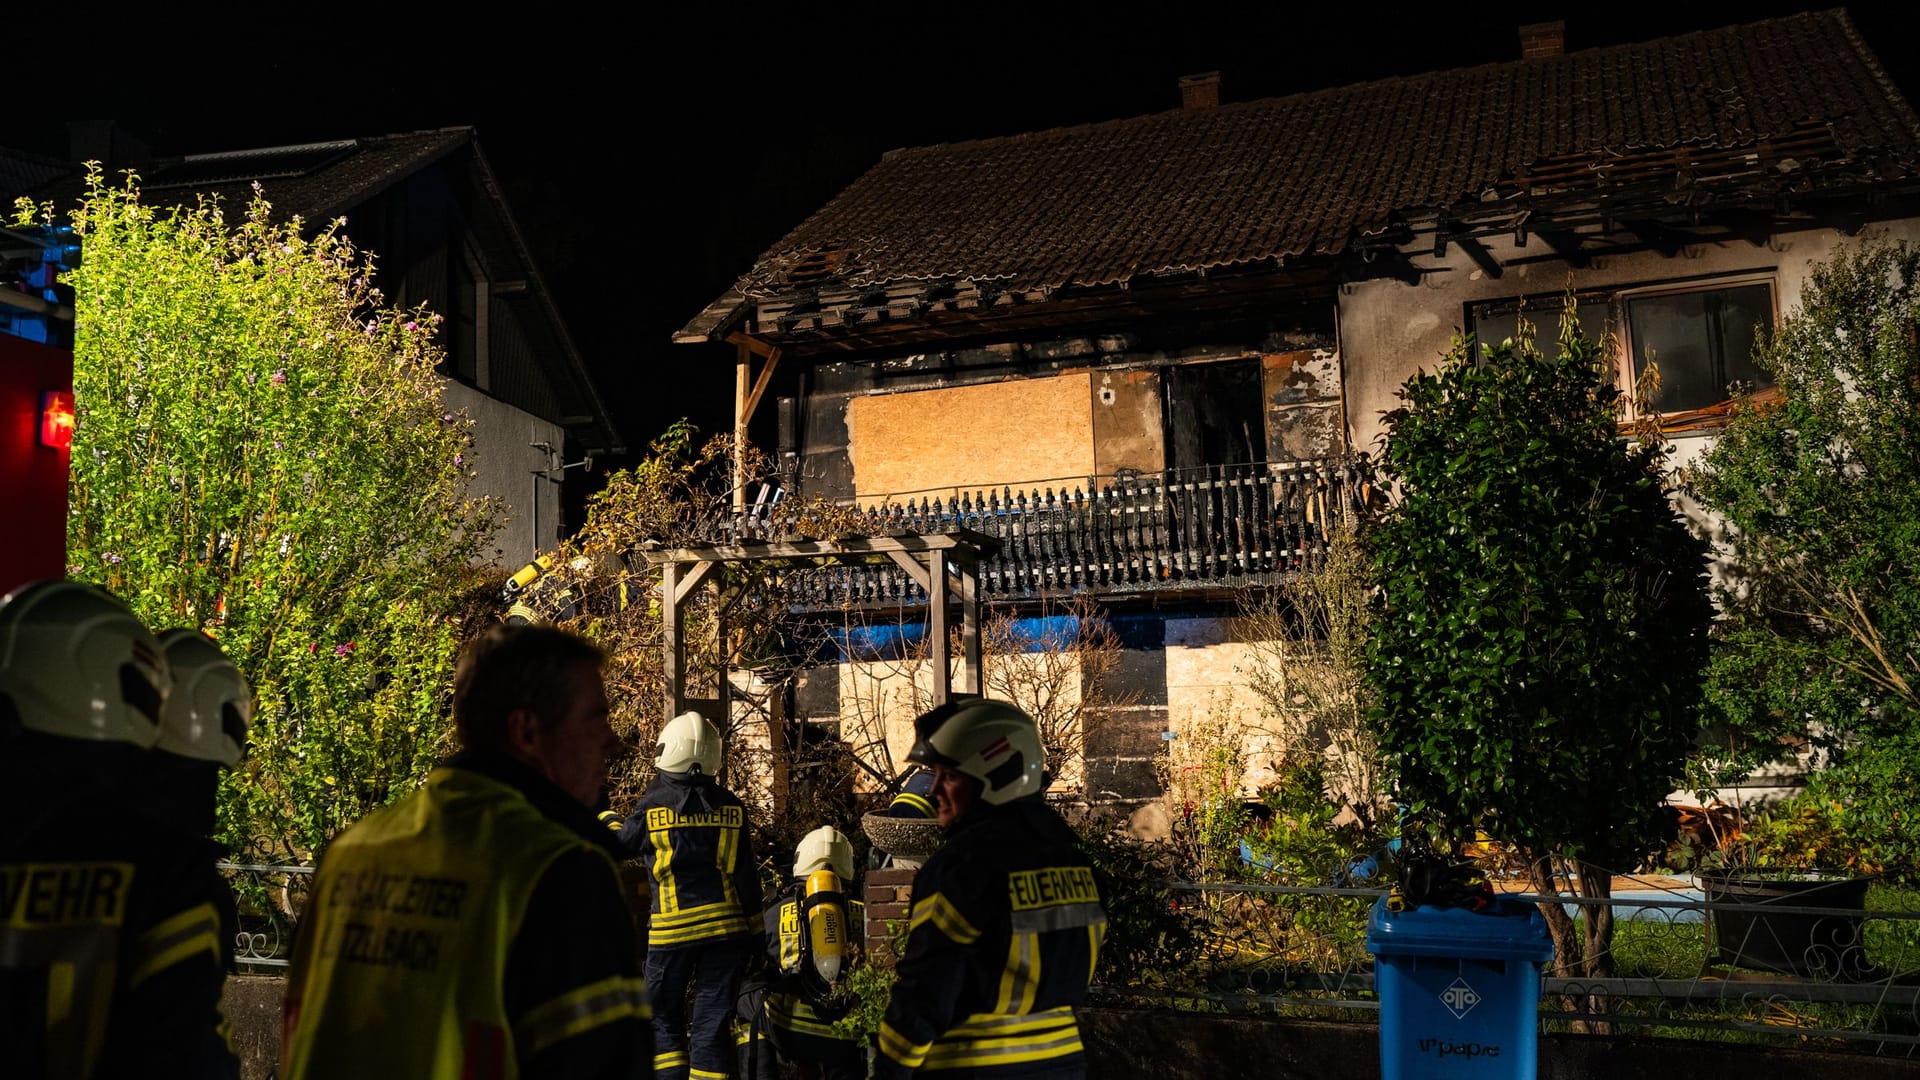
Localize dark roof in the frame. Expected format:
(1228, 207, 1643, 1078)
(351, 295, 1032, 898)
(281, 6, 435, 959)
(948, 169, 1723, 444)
(0, 147, 76, 204)
(8, 129, 622, 453)
(684, 8, 1920, 341)
(139, 131, 469, 224)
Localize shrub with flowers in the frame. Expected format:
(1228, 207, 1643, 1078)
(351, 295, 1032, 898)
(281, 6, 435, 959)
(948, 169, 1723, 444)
(18, 169, 498, 862)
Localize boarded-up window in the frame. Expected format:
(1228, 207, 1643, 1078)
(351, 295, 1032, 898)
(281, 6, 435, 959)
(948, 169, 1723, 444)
(847, 374, 1095, 500)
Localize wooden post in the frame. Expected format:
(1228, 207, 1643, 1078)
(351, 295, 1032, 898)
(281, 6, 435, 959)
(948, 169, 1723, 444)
(733, 343, 750, 514)
(662, 561, 686, 724)
(928, 549, 951, 706)
(958, 548, 983, 695)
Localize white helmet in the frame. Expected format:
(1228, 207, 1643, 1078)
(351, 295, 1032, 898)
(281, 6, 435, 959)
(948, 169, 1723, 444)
(0, 579, 169, 748)
(156, 629, 253, 767)
(794, 825, 854, 881)
(655, 710, 721, 776)
(907, 696, 1045, 805)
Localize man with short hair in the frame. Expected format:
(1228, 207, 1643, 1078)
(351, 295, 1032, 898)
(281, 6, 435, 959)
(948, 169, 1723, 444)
(283, 624, 649, 1079)
(874, 697, 1107, 1079)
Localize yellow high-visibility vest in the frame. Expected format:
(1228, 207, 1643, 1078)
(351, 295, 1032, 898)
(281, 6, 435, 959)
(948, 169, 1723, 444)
(282, 767, 621, 1080)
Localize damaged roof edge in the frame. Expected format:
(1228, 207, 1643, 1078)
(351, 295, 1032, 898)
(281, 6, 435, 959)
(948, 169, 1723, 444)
(674, 283, 753, 345)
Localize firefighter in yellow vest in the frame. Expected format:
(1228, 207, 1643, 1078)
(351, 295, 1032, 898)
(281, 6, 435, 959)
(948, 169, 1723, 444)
(282, 625, 649, 1079)
(734, 825, 866, 1080)
(0, 579, 234, 1079)
(621, 710, 764, 1080)
(875, 698, 1107, 1079)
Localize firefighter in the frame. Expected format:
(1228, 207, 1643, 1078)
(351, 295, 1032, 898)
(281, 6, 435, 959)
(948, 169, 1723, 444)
(735, 825, 866, 1080)
(874, 697, 1107, 1079)
(887, 766, 939, 820)
(0, 579, 234, 1079)
(622, 710, 764, 1080)
(151, 627, 256, 1075)
(282, 624, 649, 1079)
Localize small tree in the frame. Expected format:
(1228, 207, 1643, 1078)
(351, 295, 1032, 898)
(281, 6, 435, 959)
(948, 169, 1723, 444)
(1366, 301, 1713, 980)
(1239, 521, 1386, 829)
(1688, 240, 1920, 881)
(28, 169, 497, 862)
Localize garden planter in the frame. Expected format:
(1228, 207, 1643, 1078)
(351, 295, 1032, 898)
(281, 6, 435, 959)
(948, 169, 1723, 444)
(861, 811, 943, 869)
(1699, 869, 1876, 980)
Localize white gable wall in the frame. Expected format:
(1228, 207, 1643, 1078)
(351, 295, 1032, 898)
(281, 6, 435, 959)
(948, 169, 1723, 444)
(1336, 218, 1920, 455)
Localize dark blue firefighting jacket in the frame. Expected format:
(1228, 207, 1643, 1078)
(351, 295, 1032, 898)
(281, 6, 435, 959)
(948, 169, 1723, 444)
(875, 797, 1106, 1078)
(621, 772, 762, 950)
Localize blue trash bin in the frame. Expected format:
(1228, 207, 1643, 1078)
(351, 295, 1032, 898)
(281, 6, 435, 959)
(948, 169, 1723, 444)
(1366, 896, 1553, 1079)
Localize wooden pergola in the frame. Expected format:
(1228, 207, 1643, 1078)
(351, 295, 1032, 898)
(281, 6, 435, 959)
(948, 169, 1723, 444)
(636, 528, 1003, 725)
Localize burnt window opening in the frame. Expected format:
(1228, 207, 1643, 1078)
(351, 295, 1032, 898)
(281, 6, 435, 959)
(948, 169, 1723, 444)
(1162, 359, 1267, 474)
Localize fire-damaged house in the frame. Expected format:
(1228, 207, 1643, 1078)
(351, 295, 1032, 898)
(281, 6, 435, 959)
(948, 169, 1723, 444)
(675, 10, 1920, 810)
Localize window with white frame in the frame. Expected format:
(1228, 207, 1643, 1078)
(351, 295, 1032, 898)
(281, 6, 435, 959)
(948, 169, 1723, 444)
(1468, 274, 1776, 421)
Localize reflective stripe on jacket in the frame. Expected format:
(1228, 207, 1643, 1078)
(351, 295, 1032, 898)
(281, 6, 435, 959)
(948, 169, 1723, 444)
(281, 767, 641, 1080)
(623, 775, 760, 949)
(875, 798, 1105, 1077)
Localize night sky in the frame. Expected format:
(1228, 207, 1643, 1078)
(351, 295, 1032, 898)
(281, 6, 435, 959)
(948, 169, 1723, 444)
(16, 4, 1917, 478)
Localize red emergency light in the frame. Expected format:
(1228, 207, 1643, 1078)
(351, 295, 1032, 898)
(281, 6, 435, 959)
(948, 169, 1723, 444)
(40, 390, 74, 450)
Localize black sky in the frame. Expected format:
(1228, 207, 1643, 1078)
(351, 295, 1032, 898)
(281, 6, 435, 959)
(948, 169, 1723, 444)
(19, 3, 1918, 476)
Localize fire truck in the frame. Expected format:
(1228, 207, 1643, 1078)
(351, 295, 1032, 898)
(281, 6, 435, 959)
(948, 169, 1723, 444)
(0, 224, 77, 593)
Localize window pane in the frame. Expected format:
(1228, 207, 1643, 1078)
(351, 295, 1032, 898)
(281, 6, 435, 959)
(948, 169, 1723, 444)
(1715, 284, 1773, 394)
(1629, 284, 1773, 412)
(1472, 302, 1609, 363)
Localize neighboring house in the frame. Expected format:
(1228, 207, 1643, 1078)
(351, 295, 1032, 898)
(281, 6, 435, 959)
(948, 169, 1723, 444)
(683, 11, 1920, 811)
(3, 127, 623, 564)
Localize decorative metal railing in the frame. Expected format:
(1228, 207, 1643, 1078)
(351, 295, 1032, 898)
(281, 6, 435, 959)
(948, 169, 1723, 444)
(721, 457, 1373, 606)
(1093, 874, 1920, 1056)
(218, 862, 314, 970)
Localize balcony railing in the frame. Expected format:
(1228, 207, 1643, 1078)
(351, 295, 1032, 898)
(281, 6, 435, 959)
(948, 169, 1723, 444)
(728, 456, 1372, 606)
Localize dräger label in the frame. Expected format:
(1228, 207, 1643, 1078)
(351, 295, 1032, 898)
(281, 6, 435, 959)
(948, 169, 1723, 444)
(1417, 1037, 1501, 1059)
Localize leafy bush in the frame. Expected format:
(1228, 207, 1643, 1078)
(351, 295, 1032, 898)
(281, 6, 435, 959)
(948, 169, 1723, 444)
(1689, 239, 1920, 883)
(23, 170, 497, 862)
(1367, 299, 1714, 978)
(1077, 820, 1207, 989)
(1241, 759, 1392, 884)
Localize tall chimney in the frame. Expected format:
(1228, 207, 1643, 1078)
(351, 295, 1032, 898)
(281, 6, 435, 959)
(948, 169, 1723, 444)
(1519, 20, 1565, 60)
(1179, 71, 1222, 111)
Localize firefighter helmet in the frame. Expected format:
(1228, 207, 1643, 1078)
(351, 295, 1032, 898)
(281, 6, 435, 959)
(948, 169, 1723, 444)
(793, 825, 855, 881)
(0, 579, 168, 748)
(907, 696, 1045, 805)
(887, 767, 938, 819)
(156, 629, 253, 767)
(655, 709, 721, 776)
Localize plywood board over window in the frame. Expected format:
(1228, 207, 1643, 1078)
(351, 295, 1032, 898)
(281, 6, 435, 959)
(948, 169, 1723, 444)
(848, 374, 1095, 501)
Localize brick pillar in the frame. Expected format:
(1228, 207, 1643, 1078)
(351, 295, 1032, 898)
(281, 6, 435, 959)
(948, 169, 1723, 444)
(863, 866, 917, 966)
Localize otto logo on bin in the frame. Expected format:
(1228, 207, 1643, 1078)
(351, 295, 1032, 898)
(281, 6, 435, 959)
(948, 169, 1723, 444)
(1439, 977, 1481, 1018)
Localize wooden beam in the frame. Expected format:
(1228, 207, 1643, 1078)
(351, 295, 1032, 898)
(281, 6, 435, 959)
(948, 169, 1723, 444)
(957, 549, 983, 695)
(670, 559, 718, 606)
(884, 550, 931, 591)
(663, 562, 687, 723)
(733, 343, 749, 513)
(1623, 219, 1690, 257)
(740, 343, 784, 425)
(1536, 230, 1590, 269)
(639, 528, 1003, 566)
(929, 549, 951, 707)
(1456, 235, 1504, 280)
